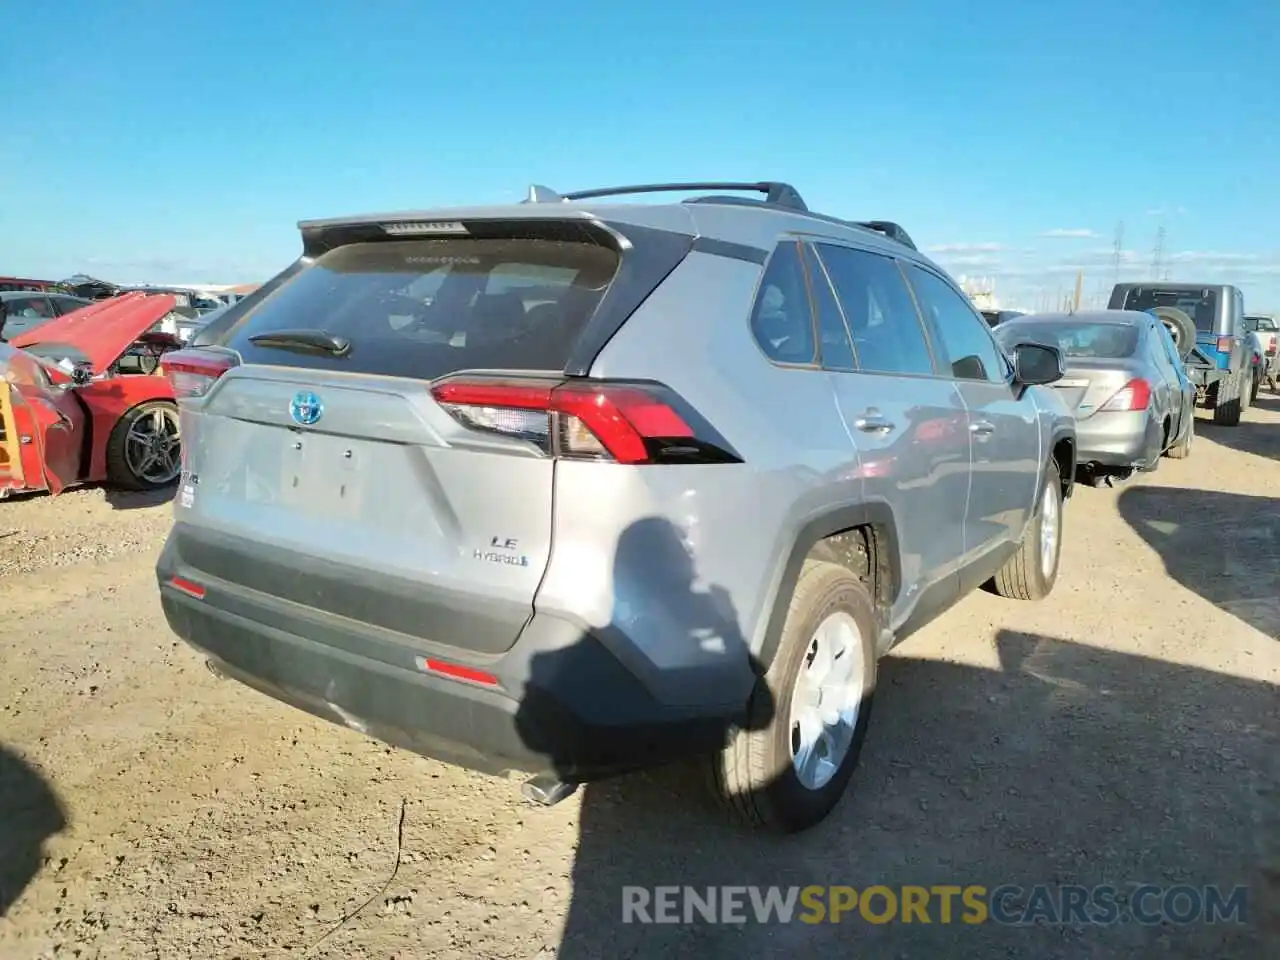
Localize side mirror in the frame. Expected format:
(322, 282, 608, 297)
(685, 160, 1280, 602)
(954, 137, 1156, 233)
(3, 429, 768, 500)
(1013, 342, 1064, 386)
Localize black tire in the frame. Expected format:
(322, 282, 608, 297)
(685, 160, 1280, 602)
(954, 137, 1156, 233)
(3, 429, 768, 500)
(105, 400, 182, 491)
(990, 460, 1063, 601)
(1166, 414, 1193, 459)
(709, 560, 877, 833)
(1213, 372, 1243, 426)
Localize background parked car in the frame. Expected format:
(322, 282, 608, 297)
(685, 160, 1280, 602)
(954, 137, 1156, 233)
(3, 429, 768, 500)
(1244, 313, 1279, 390)
(154, 301, 229, 344)
(1108, 282, 1249, 426)
(1245, 328, 1265, 405)
(994, 310, 1194, 486)
(1, 293, 184, 497)
(981, 309, 1024, 327)
(0, 291, 94, 341)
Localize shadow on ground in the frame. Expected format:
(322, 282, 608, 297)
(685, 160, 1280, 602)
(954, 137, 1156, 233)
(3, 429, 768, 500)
(0, 744, 66, 917)
(1198, 392, 1280, 461)
(0, 481, 173, 510)
(542, 629, 1279, 959)
(104, 483, 176, 511)
(1119, 487, 1280, 640)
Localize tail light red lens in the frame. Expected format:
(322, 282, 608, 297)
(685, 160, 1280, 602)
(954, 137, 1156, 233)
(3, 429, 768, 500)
(1217, 336, 1234, 353)
(159, 349, 238, 399)
(430, 375, 739, 465)
(1099, 378, 1152, 412)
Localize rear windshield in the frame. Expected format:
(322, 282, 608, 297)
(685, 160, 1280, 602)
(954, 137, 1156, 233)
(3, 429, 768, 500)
(1247, 315, 1277, 332)
(1120, 287, 1218, 332)
(996, 321, 1139, 359)
(225, 238, 620, 378)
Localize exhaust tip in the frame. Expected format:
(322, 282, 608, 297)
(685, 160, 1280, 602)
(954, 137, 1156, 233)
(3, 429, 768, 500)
(521, 775, 579, 807)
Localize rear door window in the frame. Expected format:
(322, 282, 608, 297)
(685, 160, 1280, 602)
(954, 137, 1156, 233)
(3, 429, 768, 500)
(1154, 322, 1182, 370)
(813, 244, 935, 377)
(804, 245, 857, 371)
(225, 239, 620, 378)
(1145, 322, 1178, 381)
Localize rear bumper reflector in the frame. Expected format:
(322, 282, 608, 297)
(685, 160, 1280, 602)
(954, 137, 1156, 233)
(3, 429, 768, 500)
(169, 575, 206, 599)
(415, 656, 499, 687)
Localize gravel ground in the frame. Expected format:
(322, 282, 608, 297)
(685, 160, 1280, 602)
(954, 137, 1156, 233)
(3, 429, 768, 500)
(1, 399, 1278, 959)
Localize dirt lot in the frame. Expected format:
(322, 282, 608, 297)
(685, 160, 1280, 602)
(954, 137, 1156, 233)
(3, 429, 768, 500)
(2, 400, 1278, 960)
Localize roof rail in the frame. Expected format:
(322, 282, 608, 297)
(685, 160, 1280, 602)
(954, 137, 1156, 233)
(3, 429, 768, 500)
(543, 181, 808, 212)
(852, 220, 917, 251)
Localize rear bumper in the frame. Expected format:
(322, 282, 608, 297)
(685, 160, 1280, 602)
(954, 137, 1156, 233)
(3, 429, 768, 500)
(1074, 411, 1156, 468)
(156, 538, 749, 782)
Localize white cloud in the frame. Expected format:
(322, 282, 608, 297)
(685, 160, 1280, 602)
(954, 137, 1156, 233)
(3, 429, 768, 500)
(1042, 228, 1098, 239)
(14, 253, 278, 286)
(1165, 251, 1265, 266)
(924, 244, 1280, 313)
(934, 253, 1003, 269)
(925, 242, 1003, 254)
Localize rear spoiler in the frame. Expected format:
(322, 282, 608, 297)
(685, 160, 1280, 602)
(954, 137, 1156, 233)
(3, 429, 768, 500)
(206, 216, 701, 380)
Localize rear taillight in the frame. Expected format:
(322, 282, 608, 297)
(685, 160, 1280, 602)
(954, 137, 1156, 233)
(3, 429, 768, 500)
(159, 349, 238, 399)
(1217, 336, 1234, 353)
(430, 375, 740, 465)
(1099, 378, 1152, 412)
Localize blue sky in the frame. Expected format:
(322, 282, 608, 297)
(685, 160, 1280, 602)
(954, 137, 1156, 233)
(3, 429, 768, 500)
(3, 0, 1278, 311)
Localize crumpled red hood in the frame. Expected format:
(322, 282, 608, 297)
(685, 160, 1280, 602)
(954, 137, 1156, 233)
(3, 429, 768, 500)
(9, 291, 178, 374)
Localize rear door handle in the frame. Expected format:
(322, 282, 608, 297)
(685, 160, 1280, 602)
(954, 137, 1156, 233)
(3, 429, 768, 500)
(854, 414, 895, 434)
(969, 420, 996, 437)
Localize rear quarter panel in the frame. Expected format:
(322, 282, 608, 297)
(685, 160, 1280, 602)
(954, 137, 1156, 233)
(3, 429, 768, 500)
(538, 250, 862, 699)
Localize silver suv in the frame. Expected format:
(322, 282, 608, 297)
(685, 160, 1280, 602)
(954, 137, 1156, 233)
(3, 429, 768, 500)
(156, 181, 1076, 833)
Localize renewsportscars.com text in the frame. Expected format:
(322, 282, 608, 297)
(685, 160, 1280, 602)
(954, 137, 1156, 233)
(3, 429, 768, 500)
(621, 884, 1249, 926)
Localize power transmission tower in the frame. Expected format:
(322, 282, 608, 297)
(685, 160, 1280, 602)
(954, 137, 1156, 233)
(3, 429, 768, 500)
(1112, 220, 1125, 286)
(1151, 224, 1166, 280)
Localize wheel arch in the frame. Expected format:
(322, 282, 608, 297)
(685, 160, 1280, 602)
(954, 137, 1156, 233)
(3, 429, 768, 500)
(1049, 430, 1076, 501)
(103, 395, 181, 489)
(754, 502, 900, 672)
(80, 376, 179, 480)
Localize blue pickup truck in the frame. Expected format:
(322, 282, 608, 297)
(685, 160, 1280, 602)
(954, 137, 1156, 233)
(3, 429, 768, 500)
(1108, 282, 1249, 426)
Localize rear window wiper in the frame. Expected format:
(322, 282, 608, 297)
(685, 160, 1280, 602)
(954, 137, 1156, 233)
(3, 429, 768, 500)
(247, 328, 352, 357)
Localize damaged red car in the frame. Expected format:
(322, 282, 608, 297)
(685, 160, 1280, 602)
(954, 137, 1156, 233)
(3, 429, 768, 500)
(0, 292, 184, 498)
